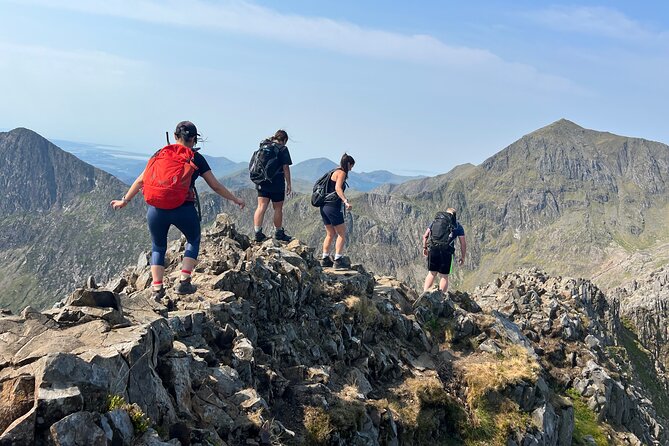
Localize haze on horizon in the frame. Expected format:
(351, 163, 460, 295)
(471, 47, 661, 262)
(1, 0, 667, 176)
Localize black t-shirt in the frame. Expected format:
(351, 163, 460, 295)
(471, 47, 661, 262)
(191, 151, 211, 186)
(258, 144, 292, 190)
(185, 151, 211, 202)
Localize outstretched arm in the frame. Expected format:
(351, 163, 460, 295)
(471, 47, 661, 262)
(110, 171, 144, 210)
(201, 171, 245, 209)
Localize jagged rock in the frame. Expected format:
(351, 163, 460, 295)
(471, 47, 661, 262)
(136, 428, 182, 446)
(64, 288, 121, 311)
(49, 411, 107, 445)
(36, 386, 83, 427)
(102, 409, 134, 446)
(1, 218, 667, 446)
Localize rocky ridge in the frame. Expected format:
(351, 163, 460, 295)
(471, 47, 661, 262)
(0, 214, 665, 445)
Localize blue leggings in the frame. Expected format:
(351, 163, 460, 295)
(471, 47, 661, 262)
(146, 204, 201, 266)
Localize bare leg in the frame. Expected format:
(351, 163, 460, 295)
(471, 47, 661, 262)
(151, 265, 165, 287)
(254, 197, 270, 227)
(323, 225, 336, 254)
(439, 274, 449, 293)
(333, 223, 346, 255)
(272, 201, 284, 229)
(424, 271, 437, 292)
(181, 256, 197, 277)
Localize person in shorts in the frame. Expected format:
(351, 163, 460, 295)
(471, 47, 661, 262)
(320, 153, 355, 269)
(422, 208, 466, 293)
(253, 129, 293, 242)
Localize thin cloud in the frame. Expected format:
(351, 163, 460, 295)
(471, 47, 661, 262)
(525, 6, 668, 43)
(13, 0, 579, 92)
(0, 41, 145, 80)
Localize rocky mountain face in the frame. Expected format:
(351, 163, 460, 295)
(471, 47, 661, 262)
(0, 128, 150, 311)
(608, 267, 669, 411)
(0, 214, 665, 445)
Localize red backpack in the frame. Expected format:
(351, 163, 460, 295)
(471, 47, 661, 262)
(142, 144, 198, 209)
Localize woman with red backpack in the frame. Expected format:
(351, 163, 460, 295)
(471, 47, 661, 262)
(111, 121, 245, 299)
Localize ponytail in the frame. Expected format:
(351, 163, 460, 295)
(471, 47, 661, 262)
(340, 153, 355, 176)
(271, 129, 288, 145)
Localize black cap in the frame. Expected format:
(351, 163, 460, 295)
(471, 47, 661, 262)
(175, 121, 200, 139)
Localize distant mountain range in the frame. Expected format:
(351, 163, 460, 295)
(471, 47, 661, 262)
(54, 139, 423, 192)
(52, 139, 247, 185)
(5, 119, 669, 312)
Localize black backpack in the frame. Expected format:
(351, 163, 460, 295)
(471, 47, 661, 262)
(249, 141, 283, 184)
(429, 212, 457, 251)
(311, 169, 339, 207)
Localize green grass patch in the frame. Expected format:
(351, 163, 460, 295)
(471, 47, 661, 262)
(566, 389, 610, 446)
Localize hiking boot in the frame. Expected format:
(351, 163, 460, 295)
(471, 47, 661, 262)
(151, 287, 165, 301)
(274, 228, 293, 242)
(321, 256, 334, 268)
(333, 257, 351, 270)
(174, 278, 197, 295)
(254, 231, 267, 243)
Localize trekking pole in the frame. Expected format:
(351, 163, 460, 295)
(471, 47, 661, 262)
(165, 132, 170, 145)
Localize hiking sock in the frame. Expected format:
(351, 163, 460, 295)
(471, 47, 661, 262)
(334, 254, 343, 260)
(322, 252, 330, 259)
(254, 226, 262, 233)
(180, 269, 192, 281)
(152, 281, 163, 292)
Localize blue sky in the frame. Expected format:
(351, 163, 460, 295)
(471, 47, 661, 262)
(0, 1, 667, 175)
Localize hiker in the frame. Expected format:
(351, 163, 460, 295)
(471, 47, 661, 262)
(319, 153, 355, 269)
(422, 208, 466, 293)
(110, 121, 245, 299)
(250, 130, 293, 242)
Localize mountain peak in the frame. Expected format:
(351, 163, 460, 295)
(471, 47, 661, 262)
(534, 118, 585, 135)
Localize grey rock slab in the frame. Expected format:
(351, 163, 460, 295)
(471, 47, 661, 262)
(103, 409, 134, 446)
(49, 411, 107, 446)
(36, 385, 84, 427)
(65, 288, 121, 310)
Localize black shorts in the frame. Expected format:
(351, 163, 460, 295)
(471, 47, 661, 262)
(257, 183, 285, 202)
(320, 204, 344, 226)
(427, 247, 454, 275)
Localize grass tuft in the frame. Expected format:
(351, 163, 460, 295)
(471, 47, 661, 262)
(106, 394, 151, 434)
(462, 345, 540, 407)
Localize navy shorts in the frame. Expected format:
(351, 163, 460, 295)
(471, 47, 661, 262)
(257, 184, 285, 202)
(427, 246, 454, 275)
(320, 204, 345, 226)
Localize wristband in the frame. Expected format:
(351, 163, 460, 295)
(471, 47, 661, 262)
(122, 195, 130, 204)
